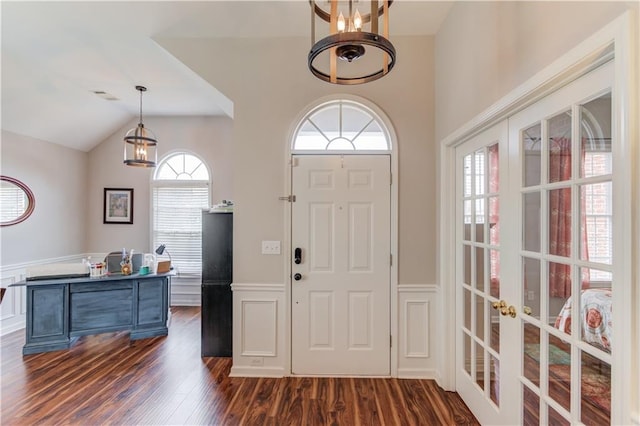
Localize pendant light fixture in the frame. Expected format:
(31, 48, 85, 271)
(124, 85, 157, 167)
(308, 0, 396, 85)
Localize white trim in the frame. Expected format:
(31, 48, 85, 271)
(229, 366, 286, 378)
(231, 283, 285, 293)
(438, 10, 637, 424)
(285, 94, 399, 377)
(397, 284, 437, 293)
(396, 368, 438, 380)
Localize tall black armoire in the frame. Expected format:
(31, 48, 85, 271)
(201, 211, 232, 357)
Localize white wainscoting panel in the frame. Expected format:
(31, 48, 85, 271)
(230, 283, 286, 377)
(397, 284, 437, 379)
(0, 254, 87, 336)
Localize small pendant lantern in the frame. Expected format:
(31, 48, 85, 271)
(124, 85, 157, 167)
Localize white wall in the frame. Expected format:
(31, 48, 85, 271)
(1, 130, 88, 264)
(85, 115, 233, 254)
(158, 35, 437, 285)
(158, 35, 438, 375)
(434, 1, 632, 142)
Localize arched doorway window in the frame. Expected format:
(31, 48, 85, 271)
(151, 152, 210, 275)
(292, 99, 391, 152)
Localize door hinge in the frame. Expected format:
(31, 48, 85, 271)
(390, 172, 392, 185)
(390, 254, 393, 266)
(278, 195, 296, 202)
(290, 157, 299, 167)
(390, 335, 392, 347)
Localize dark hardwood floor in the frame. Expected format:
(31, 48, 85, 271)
(1, 307, 478, 425)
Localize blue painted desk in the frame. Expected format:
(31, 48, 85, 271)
(11, 273, 171, 355)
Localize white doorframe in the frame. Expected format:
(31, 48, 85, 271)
(283, 94, 400, 377)
(437, 10, 638, 423)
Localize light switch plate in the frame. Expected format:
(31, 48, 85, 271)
(261, 240, 281, 255)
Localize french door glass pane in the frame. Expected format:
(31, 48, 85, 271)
(523, 385, 540, 426)
(548, 187, 572, 257)
(490, 354, 500, 406)
(523, 257, 541, 317)
(581, 182, 613, 265)
(523, 192, 541, 252)
(523, 124, 542, 187)
(580, 94, 612, 178)
(549, 261, 572, 334)
(523, 322, 540, 384)
(549, 406, 570, 426)
(548, 111, 572, 183)
(464, 245, 471, 284)
(578, 270, 612, 353)
(581, 350, 611, 425)
(476, 247, 485, 291)
(476, 341, 485, 390)
(548, 333, 571, 412)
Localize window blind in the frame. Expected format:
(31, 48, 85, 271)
(152, 185, 209, 276)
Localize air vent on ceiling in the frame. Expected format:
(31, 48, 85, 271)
(92, 90, 119, 101)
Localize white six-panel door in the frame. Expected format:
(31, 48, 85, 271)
(291, 155, 391, 375)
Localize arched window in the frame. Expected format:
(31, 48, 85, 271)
(292, 99, 391, 152)
(152, 152, 210, 276)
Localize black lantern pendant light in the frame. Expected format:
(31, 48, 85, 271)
(308, 0, 396, 85)
(124, 85, 157, 167)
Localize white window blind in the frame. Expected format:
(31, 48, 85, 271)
(0, 186, 28, 222)
(152, 153, 210, 277)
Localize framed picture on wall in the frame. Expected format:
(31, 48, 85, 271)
(103, 188, 134, 224)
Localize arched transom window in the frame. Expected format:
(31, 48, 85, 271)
(152, 152, 210, 276)
(293, 99, 391, 151)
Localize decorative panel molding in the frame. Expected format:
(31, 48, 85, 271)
(347, 170, 372, 189)
(231, 283, 286, 378)
(348, 203, 373, 272)
(309, 170, 334, 189)
(241, 299, 278, 357)
(309, 291, 333, 348)
(310, 203, 334, 272)
(404, 300, 430, 358)
(397, 283, 437, 379)
(348, 291, 372, 348)
(1, 254, 86, 336)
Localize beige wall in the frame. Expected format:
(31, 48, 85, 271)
(85, 115, 233, 254)
(435, 1, 633, 142)
(1, 130, 88, 265)
(158, 35, 437, 284)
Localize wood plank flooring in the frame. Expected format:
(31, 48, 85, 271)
(1, 307, 478, 425)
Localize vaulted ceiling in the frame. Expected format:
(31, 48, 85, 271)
(1, 1, 453, 152)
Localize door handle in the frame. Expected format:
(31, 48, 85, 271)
(293, 273, 302, 281)
(294, 248, 302, 264)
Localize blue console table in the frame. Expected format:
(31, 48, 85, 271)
(12, 273, 171, 355)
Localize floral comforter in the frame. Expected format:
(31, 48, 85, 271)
(554, 288, 612, 352)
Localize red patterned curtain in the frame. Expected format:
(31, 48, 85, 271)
(488, 144, 500, 298)
(548, 138, 590, 298)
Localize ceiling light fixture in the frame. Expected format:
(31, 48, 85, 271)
(124, 85, 157, 167)
(308, 0, 396, 85)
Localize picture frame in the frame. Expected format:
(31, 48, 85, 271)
(103, 188, 134, 224)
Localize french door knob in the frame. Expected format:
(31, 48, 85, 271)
(492, 300, 507, 310)
(293, 273, 302, 281)
(500, 305, 517, 318)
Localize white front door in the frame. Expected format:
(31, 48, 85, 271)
(457, 61, 622, 424)
(291, 155, 391, 375)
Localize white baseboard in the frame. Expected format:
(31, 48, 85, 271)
(229, 366, 286, 378)
(397, 368, 438, 380)
(171, 294, 200, 306)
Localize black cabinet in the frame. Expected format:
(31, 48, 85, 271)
(201, 211, 233, 357)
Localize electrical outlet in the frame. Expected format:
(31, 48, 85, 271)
(249, 357, 264, 366)
(261, 240, 281, 255)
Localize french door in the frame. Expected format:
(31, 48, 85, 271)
(457, 61, 621, 424)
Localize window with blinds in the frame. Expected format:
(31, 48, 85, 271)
(152, 153, 210, 277)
